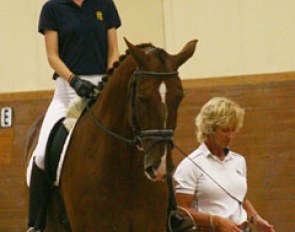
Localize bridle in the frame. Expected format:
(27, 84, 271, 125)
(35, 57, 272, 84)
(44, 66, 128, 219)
(85, 69, 179, 154)
(130, 69, 178, 152)
(85, 69, 192, 232)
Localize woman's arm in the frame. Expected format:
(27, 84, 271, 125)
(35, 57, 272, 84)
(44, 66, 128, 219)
(44, 30, 73, 82)
(176, 193, 242, 232)
(243, 198, 258, 221)
(176, 193, 212, 227)
(243, 198, 275, 232)
(44, 29, 96, 98)
(107, 28, 120, 69)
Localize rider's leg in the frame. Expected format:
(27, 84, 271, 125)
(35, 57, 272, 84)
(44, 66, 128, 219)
(27, 160, 50, 231)
(27, 78, 75, 231)
(26, 76, 102, 230)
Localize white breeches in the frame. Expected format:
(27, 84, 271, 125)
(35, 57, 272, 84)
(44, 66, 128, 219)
(33, 75, 102, 170)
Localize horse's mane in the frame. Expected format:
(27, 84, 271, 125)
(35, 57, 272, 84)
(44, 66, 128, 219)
(64, 44, 158, 129)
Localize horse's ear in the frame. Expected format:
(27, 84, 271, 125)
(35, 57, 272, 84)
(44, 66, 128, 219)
(171, 39, 198, 69)
(124, 37, 149, 68)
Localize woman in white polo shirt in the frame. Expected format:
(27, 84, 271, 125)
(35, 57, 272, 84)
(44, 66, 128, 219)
(174, 97, 275, 232)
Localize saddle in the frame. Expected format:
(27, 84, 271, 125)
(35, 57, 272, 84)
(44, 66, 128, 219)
(45, 118, 68, 183)
(45, 96, 89, 183)
(44, 118, 72, 231)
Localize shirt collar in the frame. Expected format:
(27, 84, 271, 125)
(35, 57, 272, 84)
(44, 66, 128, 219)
(199, 143, 233, 161)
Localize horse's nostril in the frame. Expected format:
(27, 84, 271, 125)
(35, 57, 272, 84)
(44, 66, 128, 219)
(145, 166, 156, 179)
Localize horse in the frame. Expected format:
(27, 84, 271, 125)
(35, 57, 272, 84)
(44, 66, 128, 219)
(25, 38, 197, 231)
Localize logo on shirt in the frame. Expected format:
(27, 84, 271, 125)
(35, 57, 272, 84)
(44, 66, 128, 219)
(236, 169, 243, 176)
(96, 11, 103, 21)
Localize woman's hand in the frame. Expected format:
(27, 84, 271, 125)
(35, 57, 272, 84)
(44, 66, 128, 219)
(253, 215, 275, 232)
(214, 215, 242, 232)
(69, 75, 96, 98)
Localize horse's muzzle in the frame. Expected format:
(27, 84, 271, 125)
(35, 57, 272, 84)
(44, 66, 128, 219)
(145, 166, 167, 182)
(144, 151, 169, 181)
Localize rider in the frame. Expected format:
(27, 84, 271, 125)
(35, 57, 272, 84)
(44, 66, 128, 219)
(26, 0, 121, 231)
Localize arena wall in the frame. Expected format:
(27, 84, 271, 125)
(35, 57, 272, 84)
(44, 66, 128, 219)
(0, 73, 294, 231)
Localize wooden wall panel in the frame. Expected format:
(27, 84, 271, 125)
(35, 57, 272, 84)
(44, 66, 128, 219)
(0, 73, 294, 231)
(0, 91, 52, 232)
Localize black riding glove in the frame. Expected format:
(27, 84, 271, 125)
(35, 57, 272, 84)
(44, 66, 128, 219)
(69, 75, 96, 98)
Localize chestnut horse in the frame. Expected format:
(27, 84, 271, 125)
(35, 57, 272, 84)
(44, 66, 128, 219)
(25, 38, 197, 231)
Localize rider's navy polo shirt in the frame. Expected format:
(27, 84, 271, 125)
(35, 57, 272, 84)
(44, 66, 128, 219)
(38, 0, 121, 79)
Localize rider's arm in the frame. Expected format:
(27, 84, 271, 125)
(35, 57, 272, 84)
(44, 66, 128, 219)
(107, 28, 120, 69)
(44, 30, 73, 82)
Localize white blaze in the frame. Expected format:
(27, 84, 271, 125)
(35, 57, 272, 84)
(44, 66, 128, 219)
(159, 82, 168, 127)
(155, 82, 168, 180)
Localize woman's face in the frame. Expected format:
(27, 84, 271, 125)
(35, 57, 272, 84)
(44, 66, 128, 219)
(210, 126, 237, 148)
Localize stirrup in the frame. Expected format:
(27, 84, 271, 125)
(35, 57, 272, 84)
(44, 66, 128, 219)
(168, 206, 198, 232)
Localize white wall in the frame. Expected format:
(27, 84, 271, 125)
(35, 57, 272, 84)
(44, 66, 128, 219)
(163, 0, 295, 79)
(0, 0, 52, 93)
(0, 0, 295, 93)
(0, 0, 165, 93)
(116, 0, 165, 49)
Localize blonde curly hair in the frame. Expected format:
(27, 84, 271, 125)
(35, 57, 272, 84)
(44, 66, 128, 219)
(195, 97, 245, 143)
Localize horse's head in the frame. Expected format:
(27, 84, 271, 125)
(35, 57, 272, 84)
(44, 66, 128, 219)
(124, 38, 197, 181)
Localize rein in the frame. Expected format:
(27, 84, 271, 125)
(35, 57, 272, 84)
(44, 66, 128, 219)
(85, 103, 135, 145)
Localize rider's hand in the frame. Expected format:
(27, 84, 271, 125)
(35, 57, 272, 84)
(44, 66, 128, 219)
(69, 75, 96, 98)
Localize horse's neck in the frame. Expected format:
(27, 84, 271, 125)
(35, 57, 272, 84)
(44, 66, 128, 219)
(91, 57, 136, 130)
